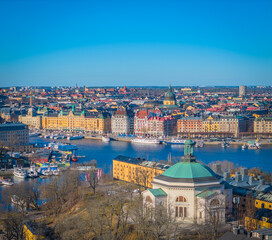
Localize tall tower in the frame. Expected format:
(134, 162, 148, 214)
(239, 86, 247, 97)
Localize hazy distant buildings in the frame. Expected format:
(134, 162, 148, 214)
(239, 85, 247, 97)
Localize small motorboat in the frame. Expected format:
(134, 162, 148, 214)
(27, 165, 39, 178)
(70, 155, 78, 162)
(102, 136, 110, 142)
(0, 177, 13, 186)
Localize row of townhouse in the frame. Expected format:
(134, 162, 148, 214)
(17, 107, 272, 136)
(177, 115, 250, 137)
(133, 110, 176, 137)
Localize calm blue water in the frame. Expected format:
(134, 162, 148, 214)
(49, 138, 272, 173)
(1, 138, 272, 211)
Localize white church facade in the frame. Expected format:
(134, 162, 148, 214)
(143, 139, 232, 224)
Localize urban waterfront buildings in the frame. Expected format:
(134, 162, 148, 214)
(254, 117, 272, 134)
(177, 117, 203, 134)
(42, 110, 111, 133)
(1, 85, 272, 138)
(111, 108, 134, 135)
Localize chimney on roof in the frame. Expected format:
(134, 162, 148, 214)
(249, 176, 254, 185)
(212, 163, 222, 176)
(259, 179, 265, 185)
(235, 172, 242, 182)
(240, 168, 248, 177)
(223, 172, 230, 181)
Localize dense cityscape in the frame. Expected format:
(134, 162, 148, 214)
(0, 85, 272, 239)
(1, 0, 272, 239)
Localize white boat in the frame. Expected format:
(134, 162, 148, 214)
(13, 168, 27, 179)
(49, 164, 60, 176)
(248, 144, 258, 150)
(167, 139, 186, 145)
(0, 178, 13, 186)
(53, 135, 66, 140)
(131, 138, 160, 144)
(41, 169, 53, 176)
(196, 141, 204, 148)
(102, 136, 110, 142)
(27, 165, 38, 178)
(67, 135, 84, 140)
(221, 142, 230, 148)
(255, 141, 261, 149)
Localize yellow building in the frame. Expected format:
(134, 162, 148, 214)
(255, 192, 272, 210)
(203, 116, 220, 132)
(254, 117, 272, 133)
(244, 193, 272, 230)
(113, 155, 170, 188)
(42, 110, 111, 133)
(245, 209, 272, 230)
(19, 109, 42, 129)
(24, 223, 45, 240)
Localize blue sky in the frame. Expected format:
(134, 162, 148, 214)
(0, 0, 271, 87)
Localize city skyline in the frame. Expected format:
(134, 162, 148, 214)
(0, 0, 272, 87)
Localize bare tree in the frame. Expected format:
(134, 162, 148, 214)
(197, 198, 226, 240)
(134, 168, 152, 192)
(244, 193, 257, 231)
(3, 212, 24, 240)
(86, 169, 99, 195)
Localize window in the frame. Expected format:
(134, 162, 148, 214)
(146, 196, 152, 203)
(176, 196, 186, 202)
(210, 198, 220, 207)
(175, 206, 187, 218)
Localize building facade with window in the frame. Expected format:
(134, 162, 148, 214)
(143, 139, 231, 224)
(0, 123, 29, 144)
(254, 117, 272, 134)
(111, 108, 134, 135)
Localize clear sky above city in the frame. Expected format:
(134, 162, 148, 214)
(0, 0, 271, 87)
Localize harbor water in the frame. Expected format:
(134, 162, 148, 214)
(34, 138, 272, 173)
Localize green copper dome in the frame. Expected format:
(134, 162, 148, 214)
(161, 162, 217, 179)
(164, 85, 176, 101)
(154, 137, 219, 183)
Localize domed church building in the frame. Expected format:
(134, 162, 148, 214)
(161, 85, 179, 108)
(143, 139, 231, 224)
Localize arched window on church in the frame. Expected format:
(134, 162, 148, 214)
(210, 198, 220, 207)
(176, 196, 186, 202)
(146, 196, 153, 204)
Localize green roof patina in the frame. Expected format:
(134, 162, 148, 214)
(196, 190, 216, 199)
(161, 162, 217, 179)
(149, 188, 167, 197)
